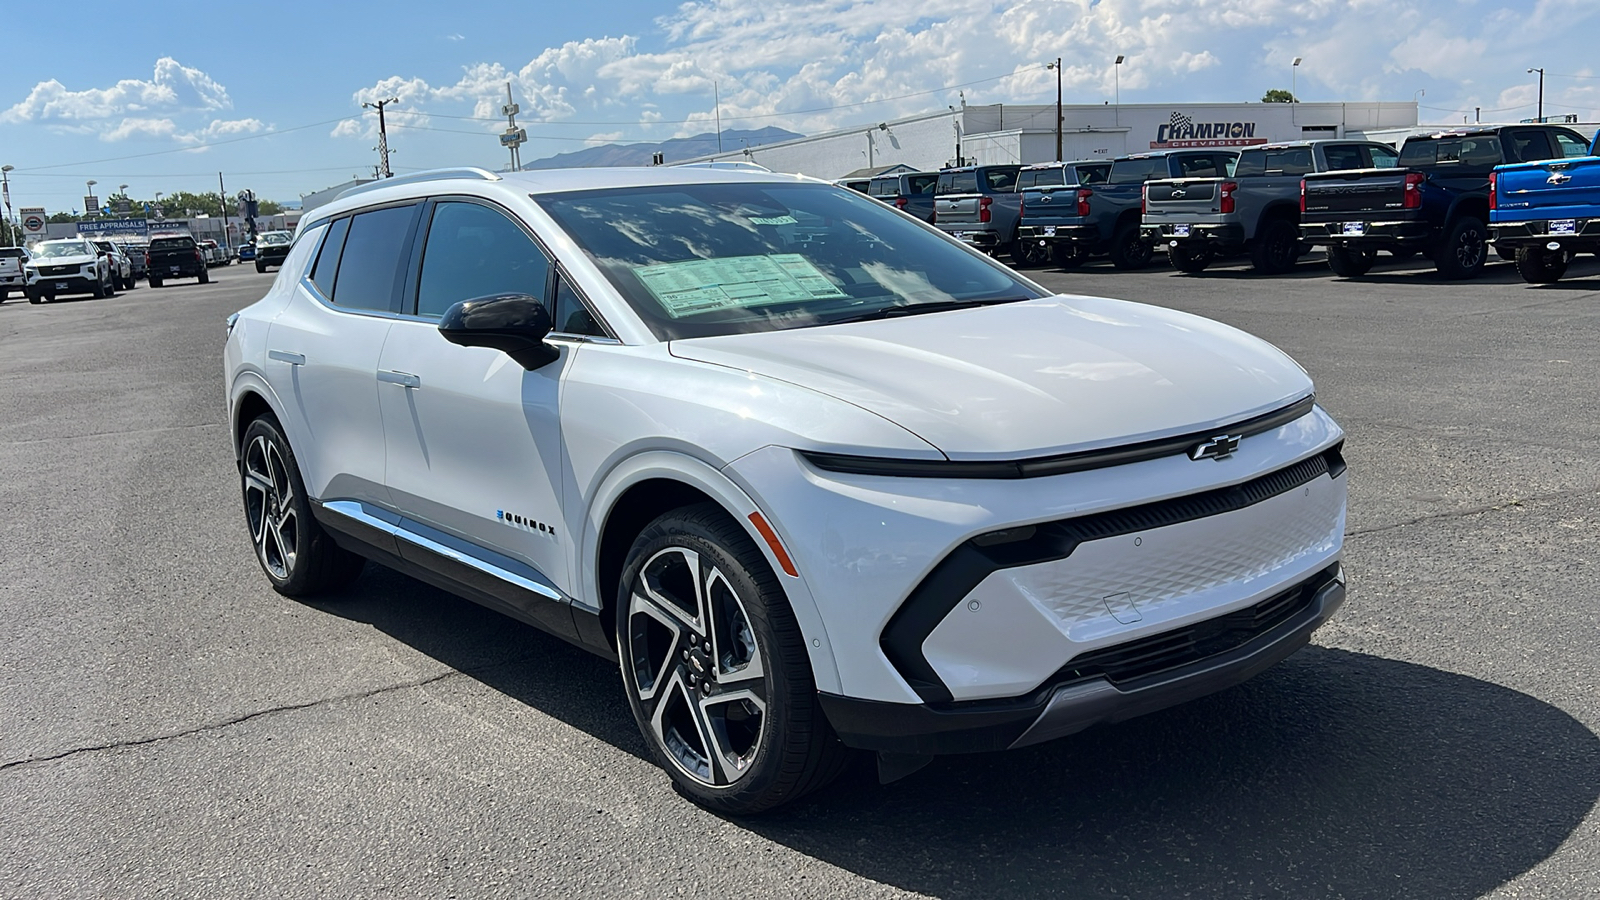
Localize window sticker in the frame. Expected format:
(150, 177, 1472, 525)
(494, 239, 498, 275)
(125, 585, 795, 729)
(632, 254, 846, 318)
(748, 214, 798, 226)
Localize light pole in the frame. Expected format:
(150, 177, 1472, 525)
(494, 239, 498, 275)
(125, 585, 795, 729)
(1292, 57, 1302, 102)
(1527, 67, 1544, 122)
(1, 165, 14, 246)
(1046, 58, 1063, 161)
(1113, 55, 1125, 125)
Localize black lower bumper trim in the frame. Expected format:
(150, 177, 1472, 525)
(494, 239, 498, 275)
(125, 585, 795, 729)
(824, 566, 1344, 755)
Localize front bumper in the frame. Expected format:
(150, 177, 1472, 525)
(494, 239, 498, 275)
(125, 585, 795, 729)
(1491, 218, 1600, 254)
(820, 565, 1344, 754)
(26, 271, 99, 294)
(1300, 219, 1433, 247)
(1141, 222, 1245, 248)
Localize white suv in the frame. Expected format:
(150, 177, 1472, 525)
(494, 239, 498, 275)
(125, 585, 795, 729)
(224, 166, 1348, 813)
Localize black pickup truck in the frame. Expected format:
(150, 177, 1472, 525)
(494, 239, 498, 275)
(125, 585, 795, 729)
(1300, 125, 1593, 279)
(145, 234, 211, 288)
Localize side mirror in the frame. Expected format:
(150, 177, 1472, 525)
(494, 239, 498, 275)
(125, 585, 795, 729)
(437, 293, 559, 370)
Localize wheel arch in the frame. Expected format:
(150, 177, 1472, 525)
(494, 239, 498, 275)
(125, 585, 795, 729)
(1253, 201, 1300, 234)
(229, 374, 285, 461)
(1446, 196, 1490, 227)
(582, 450, 842, 694)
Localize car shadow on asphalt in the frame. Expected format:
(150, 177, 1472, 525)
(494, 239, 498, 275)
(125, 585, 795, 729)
(315, 568, 1600, 900)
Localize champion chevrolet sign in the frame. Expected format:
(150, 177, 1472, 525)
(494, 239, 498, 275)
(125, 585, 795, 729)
(1152, 111, 1269, 149)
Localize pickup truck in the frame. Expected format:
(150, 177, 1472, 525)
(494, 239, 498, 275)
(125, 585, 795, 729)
(1140, 140, 1398, 274)
(1012, 160, 1111, 267)
(867, 170, 938, 223)
(89, 240, 137, 291)
(145, 234, 211, 287)
(1300, 125, 1593, 278)
(1489, 129, 1600, 283)
(0, 246, 28, 302)
(1029, 149, 1239, 269)
(932, 164, 1022, 259)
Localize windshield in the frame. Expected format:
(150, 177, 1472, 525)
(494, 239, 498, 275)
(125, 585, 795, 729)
(34, 242, 93, 258)
(259, 232, 291, 245)
(536, 182, 1044, 340)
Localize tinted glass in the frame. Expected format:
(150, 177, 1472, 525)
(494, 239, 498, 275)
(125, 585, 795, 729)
(1178, 155, 1220, 178)
(1554, 131, 1592, 158)
(416, 202, 550, 319)
(553, 272, 606, 336)
(937, 171, 978, 194)
(868, 178, 896, 197)
(311, 216, 349, 297)
(1076, 163, 1111, 184)
(1020, 168, 1066, 189)
(1108, 157, 1160, 184)
(906, 174, 938, 194)
(330, 205, 415, 312)
(1399, 136, 1502, 169)
(981, 168, 1020, 191)
(150, 237, 194, 250)
(1368, 145, 1399, 168)
(1505, 130, 1554, 164)
(536, 182, 1042, 341)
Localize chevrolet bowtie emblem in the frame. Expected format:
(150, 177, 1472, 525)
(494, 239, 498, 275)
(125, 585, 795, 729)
(1171, 188, 1187, 198)
(1547, 172, 1572, 185)
(1190, 434, 1241, 461)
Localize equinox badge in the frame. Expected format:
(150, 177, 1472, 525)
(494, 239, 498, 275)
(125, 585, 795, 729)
(1189, 434, 1241, 461)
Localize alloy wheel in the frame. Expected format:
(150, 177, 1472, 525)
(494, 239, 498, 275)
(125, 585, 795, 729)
(625, 545, 766, 788)
(1455, 225, 1485, 271)
(243, 434, 299, 580)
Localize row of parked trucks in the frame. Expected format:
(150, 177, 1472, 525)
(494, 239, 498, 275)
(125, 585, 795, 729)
(849, 122, 1600, 284)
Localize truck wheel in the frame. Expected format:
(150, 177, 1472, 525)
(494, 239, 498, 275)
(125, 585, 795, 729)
(0, 288, 7, 304)
(149, 276, 164, 288)
(1434, 216, 1488, 280)
(1326, 245, 1376, 277)
(1514, 246, 1569, 284)
(1167, 243, 1211, 273)
(1010, 238, 1050, 269)
(1108, 225, 1152, 270)
(26, 288, 42, 304)
(1050, 244, 1084, 269)
(199, 269, 211, 285)
(256, 261, 267, 274)
(91, 273, 109, 299)
(1249, 219, 1300, 275)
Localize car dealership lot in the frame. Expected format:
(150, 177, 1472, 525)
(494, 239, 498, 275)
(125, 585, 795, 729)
(2, 260, 1597, 897)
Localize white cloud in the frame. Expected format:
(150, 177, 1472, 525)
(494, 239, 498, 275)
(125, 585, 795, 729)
(99, 115, 267, 145)
(3, 58, 230, 123)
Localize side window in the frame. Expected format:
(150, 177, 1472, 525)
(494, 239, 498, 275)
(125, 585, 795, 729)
(310, 217, 349, 298)
(1554, 131, 1591, 159)
(1217, 154, 1238, 176)
(1505, 130, 1554, 163)
(329, 205, 415, 312)
(1366, 145, 1399, 168)
(552, 271, 607, 337)
(1078, 164, 1110, 184)
(416, 201, 551, 319)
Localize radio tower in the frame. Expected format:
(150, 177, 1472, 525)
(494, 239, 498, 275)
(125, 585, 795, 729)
(364, 97, 399, 178)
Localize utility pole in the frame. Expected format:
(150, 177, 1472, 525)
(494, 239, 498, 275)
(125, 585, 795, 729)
(1527, 67, 1545, 122)
(1047, 58, 1062, 161)
(714, 81, 722, 154)
(217, 171, 231, 253)
(500, 83, 527, 172)
(363, 97, 398, 178)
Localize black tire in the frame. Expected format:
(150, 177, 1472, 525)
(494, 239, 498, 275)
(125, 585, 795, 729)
(1010, 237, 1050, 268)
(239, 416, 365, 596)
(1433, 216, 1488, 280)
(1049, 243, 1084, 268)
(91, 272, 109, 299)
(1167, 243, 1211, 273)
(1108, 224, 1152, 270)
(256, 261, 267, 274)
(199, 268, 211, 285)
(148, 276, 163, 288)
(1326, 245, 1376, 277)
(0, 288, 7, 304)
(27, 289, 43, 304)
(1514, 246, 1570, 284)
(617, 502, 850, 814)
(1249, 218, 1300, 275)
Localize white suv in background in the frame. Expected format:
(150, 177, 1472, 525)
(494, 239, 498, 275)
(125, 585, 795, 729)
(224, 166, 1348, 813)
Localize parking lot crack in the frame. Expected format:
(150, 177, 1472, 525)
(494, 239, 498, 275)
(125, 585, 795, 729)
(1346, 484, 1600, 539)
(0, 654, 536, 776)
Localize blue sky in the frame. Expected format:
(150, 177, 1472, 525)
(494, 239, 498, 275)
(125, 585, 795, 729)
(3, 0, 1597, 211)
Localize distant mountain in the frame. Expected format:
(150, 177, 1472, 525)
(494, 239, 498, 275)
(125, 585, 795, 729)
(521, 127, 803, 170)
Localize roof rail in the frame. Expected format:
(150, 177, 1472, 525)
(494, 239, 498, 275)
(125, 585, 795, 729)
(335, 167, 503, 201)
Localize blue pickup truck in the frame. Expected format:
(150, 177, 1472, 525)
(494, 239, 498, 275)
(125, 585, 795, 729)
(1012, 159, 1111, 267)
(1490, 130, 1600, 283)
(1021, 149, 1238, 269)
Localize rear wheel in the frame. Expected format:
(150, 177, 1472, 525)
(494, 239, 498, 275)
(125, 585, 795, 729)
(199, 268, 211, 285)
(1010, 237, 1050, 268)
(1514, 246, 1570, 284)
(149, 276, 163, 288)
(1108, 224, 1152, 270)
(1326, 245, 1376, 277)
(618, 503, 849, 814)
(1249, 218, 1300, 275)
(239, 416, 365, 596)
(1433, 216, 1488, 280)
(1167, 243, 1211, 273)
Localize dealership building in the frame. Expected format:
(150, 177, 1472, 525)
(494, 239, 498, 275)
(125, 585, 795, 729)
(687, 101, 1421, 178)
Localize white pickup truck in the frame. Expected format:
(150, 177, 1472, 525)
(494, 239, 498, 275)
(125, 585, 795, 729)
(0, 246, 29, 302)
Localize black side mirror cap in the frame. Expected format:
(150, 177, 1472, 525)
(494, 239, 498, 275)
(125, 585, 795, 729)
(437, 294, 559, 370)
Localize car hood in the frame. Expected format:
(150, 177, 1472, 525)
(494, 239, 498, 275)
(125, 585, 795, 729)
(668, 295, 1313, 460)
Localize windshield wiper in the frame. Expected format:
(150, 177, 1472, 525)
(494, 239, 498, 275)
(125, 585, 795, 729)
(826, 296, 1035, 325)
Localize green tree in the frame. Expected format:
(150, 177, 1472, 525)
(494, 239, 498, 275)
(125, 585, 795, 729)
(1262, 89, 1297, 103)
(47, 211, 80, 223)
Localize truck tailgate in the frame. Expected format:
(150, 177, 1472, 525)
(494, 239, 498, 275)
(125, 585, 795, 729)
(935, 194, 983, 224)
(1496, 157, 1600, 220)
(1303, 168, 1408, 216)
(1143, 178, 1220, 218)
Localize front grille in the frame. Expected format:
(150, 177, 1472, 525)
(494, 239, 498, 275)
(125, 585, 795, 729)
(38, 265, 78, 277)
(1052, 569, 1330, 687)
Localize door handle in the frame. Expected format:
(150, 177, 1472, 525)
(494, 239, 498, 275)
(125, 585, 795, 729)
(377, 370, 421, 388)
(268, 350, 305, 365)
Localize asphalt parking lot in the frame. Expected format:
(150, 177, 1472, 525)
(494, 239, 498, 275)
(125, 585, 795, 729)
(2, 254, 1598, 899)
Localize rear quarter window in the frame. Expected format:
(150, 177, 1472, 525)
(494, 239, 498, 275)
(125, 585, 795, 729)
(1108, 157, 1160, 184)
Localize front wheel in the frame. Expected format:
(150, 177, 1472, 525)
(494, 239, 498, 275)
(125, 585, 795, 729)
(1326, 245, 1376, 277)
(256, 261, 267, 274)
(1167, 243, 1211, 273)
(1514, 246, 1569, 284)
(199, 268, 211, 285)
(26, 288, 43, 304)
(1434, 216, 1488, 280)
(618, 504, 849, 814)
(239, 416, 365, 596)
(1108, 225, 1152, 270)
(148, 276, 163, 288)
